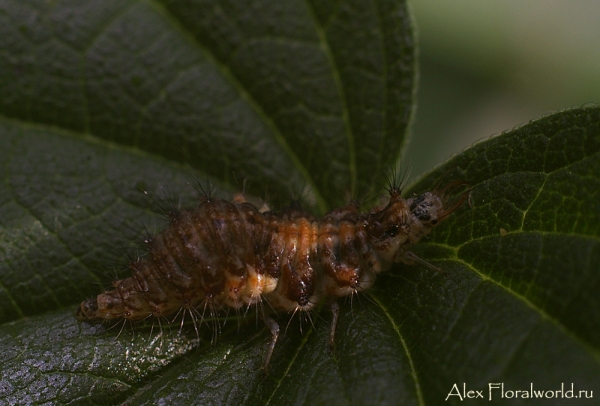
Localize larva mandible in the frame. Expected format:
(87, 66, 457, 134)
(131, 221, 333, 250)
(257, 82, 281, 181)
(77, 179, 469, 368)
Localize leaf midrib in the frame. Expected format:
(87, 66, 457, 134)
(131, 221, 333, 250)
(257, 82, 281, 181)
(152, 0, 329, 210)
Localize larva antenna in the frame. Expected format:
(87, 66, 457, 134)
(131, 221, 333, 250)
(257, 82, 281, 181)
(435, 180, 471, 222)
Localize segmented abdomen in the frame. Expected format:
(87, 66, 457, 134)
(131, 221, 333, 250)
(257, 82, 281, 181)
(77, 197, 389, 322)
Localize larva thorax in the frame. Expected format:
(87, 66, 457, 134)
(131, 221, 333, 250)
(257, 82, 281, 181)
(77, 180, 468, 325)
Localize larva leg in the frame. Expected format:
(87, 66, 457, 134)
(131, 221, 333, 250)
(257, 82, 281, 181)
(328, 301, 340, 352)
(403, 251, 448, 276)
(262, 314, 280, 373)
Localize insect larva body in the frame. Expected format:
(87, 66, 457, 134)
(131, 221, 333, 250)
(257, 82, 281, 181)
(77, 181, 468, 365)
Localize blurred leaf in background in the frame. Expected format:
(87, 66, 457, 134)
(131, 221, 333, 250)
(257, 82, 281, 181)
(407, 0, 600, 180)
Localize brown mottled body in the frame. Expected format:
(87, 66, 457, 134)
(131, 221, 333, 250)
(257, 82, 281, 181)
(77, 182, 468, 366)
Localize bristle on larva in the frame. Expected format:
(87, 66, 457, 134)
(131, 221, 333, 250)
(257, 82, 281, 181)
(77, 181, 469, 369)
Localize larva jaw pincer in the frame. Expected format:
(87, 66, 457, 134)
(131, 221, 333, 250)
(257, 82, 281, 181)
(434, 180, 470, 222)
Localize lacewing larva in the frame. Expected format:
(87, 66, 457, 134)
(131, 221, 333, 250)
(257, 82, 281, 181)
(77, 178, 469, 369)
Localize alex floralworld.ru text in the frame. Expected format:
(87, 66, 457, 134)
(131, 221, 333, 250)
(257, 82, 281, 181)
(445, 383, 593, 401)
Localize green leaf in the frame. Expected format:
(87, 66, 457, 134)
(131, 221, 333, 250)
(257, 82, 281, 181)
(1, 1, 599, 406)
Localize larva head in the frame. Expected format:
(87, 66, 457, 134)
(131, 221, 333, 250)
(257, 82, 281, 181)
(408, 192, 444, 227)
(76, 298, 99, 321)
(399, 180, 469, 251)
(406, 180, 469, 239)
(367, 180, 469, 265)
(77, 290, 139, 322)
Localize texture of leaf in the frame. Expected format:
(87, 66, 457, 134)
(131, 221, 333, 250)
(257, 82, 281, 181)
(402, 107, 600, 404)
(0, 0, 414, 212)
